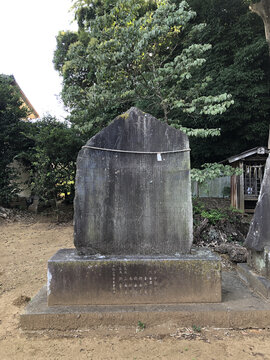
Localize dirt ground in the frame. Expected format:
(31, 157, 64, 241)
(1, 218, 270, 360)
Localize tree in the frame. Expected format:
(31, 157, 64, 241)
(248, 0, 270, 56)
(0, 74, 32, 206)
(25, 116, 83, 206)
(55, 0, 270, 171)
(186, 0, 270, 166)
(54, 0, 233, 138)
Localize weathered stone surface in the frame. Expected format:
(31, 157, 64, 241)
(229, 246, 247, 263)
(47, 248, 221, 305)
(21, 271, 270, 330)
(237, 262, 270, 298)
(74, 107, 193, 255)
(215, 243, 247, 263)
(246, 246, 270, 278)
(245, 154, 270, 252)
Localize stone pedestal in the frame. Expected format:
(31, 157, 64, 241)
(47, 248, 221, 306)
(20, 271, 270, 330)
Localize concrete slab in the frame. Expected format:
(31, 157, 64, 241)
(20, 271, 270, 330)
(48, 248, 221, 305)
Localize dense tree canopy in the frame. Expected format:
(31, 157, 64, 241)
(24, 116, 83, 206)
(0, 75, 32, 205)
(54, 0, 270, 167)
(187, 0, 270, 165)
(54, 0, 233, 139)
(248, 0, 270, 55)
(0, 74, 83, 207)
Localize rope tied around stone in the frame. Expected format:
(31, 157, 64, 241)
(82, 145, 191, 155)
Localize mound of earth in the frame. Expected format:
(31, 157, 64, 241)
(193, 198, 252, 263)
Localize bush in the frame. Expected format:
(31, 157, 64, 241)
(23, 116, 84, 207)
(0, 74, 33, 206)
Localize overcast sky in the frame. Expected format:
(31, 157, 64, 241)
(0, 0, 77, 119)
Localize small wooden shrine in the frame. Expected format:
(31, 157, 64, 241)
(227, 147, 269, 213)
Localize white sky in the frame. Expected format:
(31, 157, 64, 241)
(0, 0, 77, 120)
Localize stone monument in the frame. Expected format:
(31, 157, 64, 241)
(238, 153, 270, 297)
(74, 107, 193, 255)
(240, 155, 270, 267)
(47, 108, 221, 305)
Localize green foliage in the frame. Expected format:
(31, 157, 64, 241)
(54, 0, 233, 139)
(193, 199, 228, 225)
(200, 209, 226, 225)
(192, 325, 202, 333)
(175, 126, 221, 138)
(192, 199, 205, 215)
(0, 74, 85, 208)
(193, 198, 245, 228)
(24, 116, 83, 206)
(54, 31, 78, 74)
(53, 0, 270, 170)
(191, 163, 242, 184)
(0, 74, 32, 206)
(186, 0, 270, 166)
(244, 1, 262, 5)
(137, 321, 146, 330)
(222, 186, 231, 198)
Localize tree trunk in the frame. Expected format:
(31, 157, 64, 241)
(250, 0, 270, 56)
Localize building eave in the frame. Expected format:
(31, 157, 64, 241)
(227, 147, 268, 163)
(9, 75, 40, 119)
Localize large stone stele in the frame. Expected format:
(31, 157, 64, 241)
(244, 154, 270, 278)
(34, 108, 221, 309)
(74, 107, 193, 255)
(245, 154, 270, 252)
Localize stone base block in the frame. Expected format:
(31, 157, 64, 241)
(48, 248, 221, 306)
(21, 272, 270, 330)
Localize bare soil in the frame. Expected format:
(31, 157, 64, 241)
(1, 217, 270, 360)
